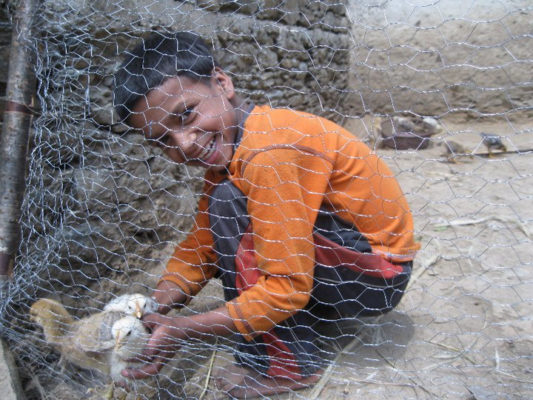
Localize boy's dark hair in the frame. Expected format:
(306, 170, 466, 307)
(113, 31, 218, 123)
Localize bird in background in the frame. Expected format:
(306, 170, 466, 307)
(104, 293, 158, 319)
(480, 132, 507, 157)
(442, 141, 473, 163)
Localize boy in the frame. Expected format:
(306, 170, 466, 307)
(113, 31, 419, 398)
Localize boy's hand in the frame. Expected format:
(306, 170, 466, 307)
(121, 313, 183, 379)
(121, 305, 237, 380)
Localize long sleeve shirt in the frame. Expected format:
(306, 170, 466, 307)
(160, 105, 420, 340)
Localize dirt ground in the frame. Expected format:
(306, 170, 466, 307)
(175, 116, 533, 399)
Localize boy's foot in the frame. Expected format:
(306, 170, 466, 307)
(214, 364, 322, 399)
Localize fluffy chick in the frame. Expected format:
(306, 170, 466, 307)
(104, 293, 158, 319)
(110, 316, 156, 398)
(30, 298, 124, 375)
(480, 132, 507, 157)
(110, 316, 150, 382)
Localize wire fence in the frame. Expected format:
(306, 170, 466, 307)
(0, 0, 532, 399)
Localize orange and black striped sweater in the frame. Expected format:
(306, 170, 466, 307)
(160, 105, 420, 340)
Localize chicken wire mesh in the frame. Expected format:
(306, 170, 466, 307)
(0, 0, 532, 399)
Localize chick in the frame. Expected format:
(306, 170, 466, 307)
(104, 293, 158, 319)
(480, 133, 507, 157)
(110, 316, 150, 383)
(30, 298, 123, 375)
(110, 316, 157, 399)
(31, 299, 158, 400)
(442, 141, 472, 163)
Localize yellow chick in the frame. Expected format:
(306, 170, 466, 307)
(30, 298, 124, 375)
(31, 299, 160, 399)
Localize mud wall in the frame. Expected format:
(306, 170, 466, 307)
(345, 0, 532, 120)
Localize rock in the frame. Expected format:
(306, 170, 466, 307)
(422, 116, 441, 135)
(379, 114, 441, 150)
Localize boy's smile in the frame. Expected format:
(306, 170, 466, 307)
(129, 68, 238, 172)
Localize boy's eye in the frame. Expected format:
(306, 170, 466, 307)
(175, 107, 194, 126)
(182, 108, 193, 120)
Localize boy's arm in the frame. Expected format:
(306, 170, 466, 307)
(151, 280, 189, 314)
(157, 175, 223, 307)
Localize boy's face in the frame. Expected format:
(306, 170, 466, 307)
(129, 68, 238, 172)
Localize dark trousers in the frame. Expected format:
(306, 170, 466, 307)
(209, 180, 412, 379)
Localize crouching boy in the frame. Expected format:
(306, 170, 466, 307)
(113, 31, 420, 398)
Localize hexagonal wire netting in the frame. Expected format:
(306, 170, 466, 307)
(0, 0, 532, 399)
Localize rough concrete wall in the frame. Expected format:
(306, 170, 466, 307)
(2, 0, 352, 307)
(345, 0, 532, 120)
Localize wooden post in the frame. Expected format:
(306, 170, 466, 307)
(0, 0, 37, 296)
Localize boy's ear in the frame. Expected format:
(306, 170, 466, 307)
(212, 67, 235, 100)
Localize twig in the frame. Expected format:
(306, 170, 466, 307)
(406, 253, 440, 291)
(198, 338, 218, 400)
(434, 217, 488, 228)
(434, 216, 530, 238)
(425, 340, 476, 365)
(495, 369, 533, 384)
(473, 148, 533, 157)
(308, 362, 335, 399)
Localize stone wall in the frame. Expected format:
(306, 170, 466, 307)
(1, 0, 352, 129)
(57, 0, 352, 130)
(0, 0, 353, 307)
